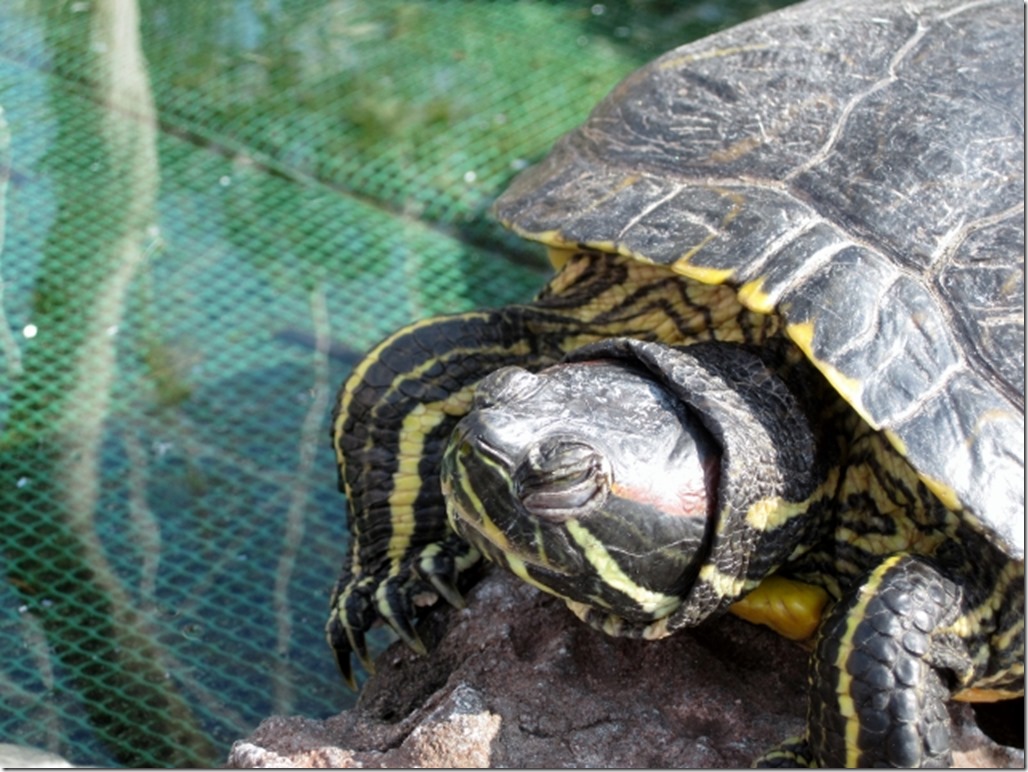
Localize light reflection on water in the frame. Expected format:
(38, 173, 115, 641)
(0, 0, 793, 765)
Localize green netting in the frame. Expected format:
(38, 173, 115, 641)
(0, 1, 794, 767)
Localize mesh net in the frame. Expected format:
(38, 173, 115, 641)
(0, 0, 793, 766)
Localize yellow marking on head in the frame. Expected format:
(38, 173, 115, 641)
(451, 453, 516, 557)
(478, 511, 514, 555)
(534, 522, 551, 567)
(565, 520, 681, 618)
(503, 552, 565, 597)
(729, 575, 829, 641)
(736, 277, 776, 315)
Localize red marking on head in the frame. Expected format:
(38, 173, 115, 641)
(611, 452, 719, 519)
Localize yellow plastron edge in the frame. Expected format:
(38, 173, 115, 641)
(729, 574, 829, 641)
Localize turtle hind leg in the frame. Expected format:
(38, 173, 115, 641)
(770, 553, 973, 768)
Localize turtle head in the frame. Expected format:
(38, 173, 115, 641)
(442, 358, 720, 625)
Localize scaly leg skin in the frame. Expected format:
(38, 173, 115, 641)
(326, 251, 786, 685)
(324, 278, 620, 681)
(325, 306, 559, 685)
(758, 554, 988, 768)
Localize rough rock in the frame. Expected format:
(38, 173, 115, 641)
(0, 743, 77, 768)
(228, 569, 1024, 768)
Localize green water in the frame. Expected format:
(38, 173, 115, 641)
(0, 1, 794, 766)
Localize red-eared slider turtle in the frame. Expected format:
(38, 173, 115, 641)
(327, 0, 1024, 766)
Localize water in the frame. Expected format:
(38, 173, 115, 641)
(0, 0, 793, 765)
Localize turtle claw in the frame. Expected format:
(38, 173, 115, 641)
(326, 537, 482, 687)
(416, 535, 481, 610)
(388, 618, 428, 656)
(336, 650, 358, 691)
(427, 572, 466, 610)
(345, 620, 375, 675)
(376, 575, 428, 655)
(325, 614, 358, 690)
(327, 572, 379, 688)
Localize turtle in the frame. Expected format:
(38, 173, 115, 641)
(326, 0, 1025, 766)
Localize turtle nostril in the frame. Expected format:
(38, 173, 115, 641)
(514, 438, 611, 521)
(474, 366, 540, 410)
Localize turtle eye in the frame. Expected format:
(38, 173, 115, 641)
(474, 366, 540, 409)
(514, 437, 611, 521)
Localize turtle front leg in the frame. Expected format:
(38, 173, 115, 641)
(758, 553, 979, 768)
(326, 251, 722, 684)
(326, 306, 566, 685)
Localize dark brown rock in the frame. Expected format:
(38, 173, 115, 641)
(228, 569, 1024, 768)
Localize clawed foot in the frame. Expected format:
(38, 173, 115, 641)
(326, 535, 479, 688)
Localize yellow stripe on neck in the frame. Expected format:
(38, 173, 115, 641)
(565, 520, 680, 619)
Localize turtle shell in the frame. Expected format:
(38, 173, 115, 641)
(494, 0, 1024, 559)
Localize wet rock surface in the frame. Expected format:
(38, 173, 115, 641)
(228, 569, 1024, 768)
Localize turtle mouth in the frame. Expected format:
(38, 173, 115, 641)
(469, 433, 515, 469)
